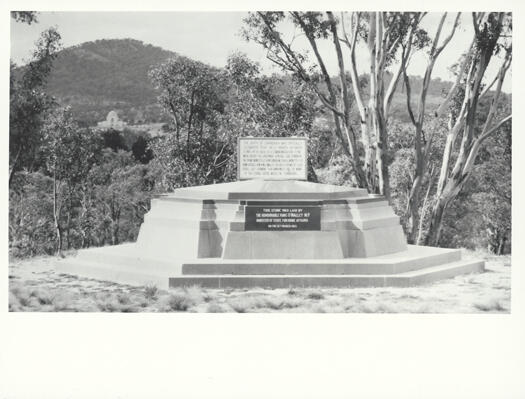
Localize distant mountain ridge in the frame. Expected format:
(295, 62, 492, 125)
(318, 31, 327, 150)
(30, 38, 458, 127)
(45, 38, 177, 126)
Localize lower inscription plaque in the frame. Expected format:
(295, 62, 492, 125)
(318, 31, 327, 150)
(245, 204, 321, 231)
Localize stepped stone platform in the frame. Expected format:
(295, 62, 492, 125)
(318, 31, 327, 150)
(56, 180, 484, 289)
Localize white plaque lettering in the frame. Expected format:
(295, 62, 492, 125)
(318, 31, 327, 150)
(238, 137, 308, 180)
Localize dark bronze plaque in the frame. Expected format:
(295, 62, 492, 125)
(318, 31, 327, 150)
(245, 205, 321, 231)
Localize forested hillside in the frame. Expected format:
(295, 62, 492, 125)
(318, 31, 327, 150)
(14, 38, 454, 126)
(38, 39, 175, 125)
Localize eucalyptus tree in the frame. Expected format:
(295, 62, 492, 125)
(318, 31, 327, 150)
(148, 53, 318, 189)
(401, 12, 462, 243)
(41, 107, 97, 255)
(425, 12, 512, 245)
(242, 11, 429, 197)
(149, 57, 227, 149)
(149, 57, 230, 189)
(223, 52, 319, 179)
(9, 26, 62, 185)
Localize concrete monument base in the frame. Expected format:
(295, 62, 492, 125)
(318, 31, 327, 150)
(56, 179, 484, 289)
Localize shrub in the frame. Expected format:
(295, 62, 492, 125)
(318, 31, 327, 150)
(144, 284, 158, 300)
(165, 293, 194, 311)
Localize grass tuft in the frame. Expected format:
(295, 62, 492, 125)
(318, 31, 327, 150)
(117, 293, 131, 305)
(307, 291, 325, 300)
(207, 303, 228, 313)
(165, 293, 194, 311)
(228, 299, 248, 313)
(144, 284, 159, 300)
(473, 298, 507, 312)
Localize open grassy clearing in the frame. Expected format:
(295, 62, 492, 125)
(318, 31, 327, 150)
(8, 250, 510, 313)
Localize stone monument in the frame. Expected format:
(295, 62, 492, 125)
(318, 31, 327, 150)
(56, 136, 484, 289)
(96, 110, 128, 130)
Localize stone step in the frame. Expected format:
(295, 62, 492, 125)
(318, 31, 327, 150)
(182, 248, 461, 275)
(55, 258, 173, 290)
(56, 245, 476, 290)
(56, 256, 482, 290)
(76, 245, 180, 270)
(170, 259, 484, 289)
(67, 244, 461, 277)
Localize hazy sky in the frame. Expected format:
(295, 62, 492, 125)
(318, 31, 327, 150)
(10, 11, 511, 91)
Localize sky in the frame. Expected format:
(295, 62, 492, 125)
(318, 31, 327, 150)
(10, 11, 511, 92)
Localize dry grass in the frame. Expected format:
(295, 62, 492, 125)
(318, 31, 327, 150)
(8, 250, 511, 313)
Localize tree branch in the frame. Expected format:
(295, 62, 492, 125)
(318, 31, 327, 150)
(403, 68, 417, 127)
(257, 12, 344, 117)
(384, 19, 416, 117)
(480, 114, 512, 142)
(434, 13, 461, 58)
(340, 12, 366, 120)
(291, 12, 343, 114)
(434, 29, 476, 117)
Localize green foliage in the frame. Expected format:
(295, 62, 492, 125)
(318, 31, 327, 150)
(9, 108, 156, 256)
(40, 107, 101, 254)
(440, 120, 511, 253)
(149, 131, 235, 190)
(84, 149, 155, 245)
(352, 12, 430, 66)
(131, 135, 154, 164)
(387, 93, 511, 252)
(222, 53, 319, 180)
(149, 56, 227, 133)
(148, 56, 233, 188)
(148, 52, 319, 190)
(11, 11, 39, 24)
(9, 172, 55, 257)
(101, 129, 128, 152)
(41, 107, 97, 183)
(10, 27, 62, 181)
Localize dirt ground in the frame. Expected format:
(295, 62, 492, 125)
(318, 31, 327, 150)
(8, 249, 511, 313)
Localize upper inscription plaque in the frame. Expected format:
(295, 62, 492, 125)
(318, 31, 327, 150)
(238, 137, 308, 180)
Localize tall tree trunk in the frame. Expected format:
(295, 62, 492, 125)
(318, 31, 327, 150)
(52, 170, 63, 257)
(401, 13, 462, 243)
(406, 176, 422, 243)
(66, 209, 71, 249)
(375, 113, 390, 199)
(425, 197, 448, 246)
(110, 197, 120, 245)
(425, 13, 510, 246)
(364, 13, 380, 194)
(326, 11, 367, 188)
(415, 171, 434, 245)
(9, 146, 22, 187)
(362, 12, 391, 198)
(497, 234, 506, 255)
(112, 223, 119, 245)
(426, 169, 467, 246)
(65, 189, 73, 250)
(186, 92, 196, 161)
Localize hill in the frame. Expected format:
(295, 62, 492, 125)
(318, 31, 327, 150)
(45, 38, 177, 126)
(22, 38, 457, 127)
